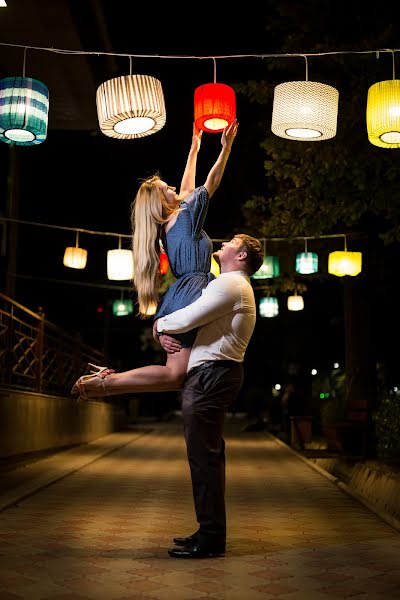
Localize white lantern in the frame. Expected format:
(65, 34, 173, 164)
(271, 80, 339, 141)
(287, 294, 304, 311)
(96, 74, 166, 139)
(107, 237, 133, 280)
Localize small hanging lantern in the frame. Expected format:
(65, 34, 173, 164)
(367, 51, 400, 148)
(210, 255, 220, 277)
(160, 251, 169, 275)
(96, 71, 166, 139)
(0, 76, 49, 146)
(287, 293, 304, 311)
(112, 298, 134, 317)
(107, 237, 134, 280)
(63, 232, 87, 269)
(296, 252, 318, 274)
(367, 80, 400, 148)
(252, 256, 280, 279)
(271, 57, 338, 141)
(259, 296, 279, 318)
(194, 59, 236, 133)
(296, 239, 318, 274)
(328, 236, 362, 277)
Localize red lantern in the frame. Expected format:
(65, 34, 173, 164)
(194, 83, 236, 133)
(160, 251, 169, 275)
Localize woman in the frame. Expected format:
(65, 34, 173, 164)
(71, 120, 238, 399)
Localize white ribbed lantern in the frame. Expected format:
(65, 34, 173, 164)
(96, 75, 166, 139)
(271, 81, 339, 141)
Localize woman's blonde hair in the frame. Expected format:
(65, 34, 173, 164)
(131, 175, 179, 318)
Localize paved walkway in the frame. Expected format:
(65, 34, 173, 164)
(0, 418, 399, 600)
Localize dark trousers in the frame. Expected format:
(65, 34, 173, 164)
(181, 361, 244, 541)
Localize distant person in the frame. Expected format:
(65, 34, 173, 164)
(71, 120, 238, 399)
(154, 234, 264, 558)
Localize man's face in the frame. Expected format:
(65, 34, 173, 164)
(213, 236, 245, 267)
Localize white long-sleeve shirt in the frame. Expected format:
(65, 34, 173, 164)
(156, 270, 257, 373)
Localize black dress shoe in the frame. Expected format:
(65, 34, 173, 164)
(168, 541, 225, 559)
(173, 531, 199, 546)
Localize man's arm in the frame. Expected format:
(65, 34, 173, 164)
(156, 276, 239, 335)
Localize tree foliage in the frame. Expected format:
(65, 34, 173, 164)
(235, 1, 400, 242)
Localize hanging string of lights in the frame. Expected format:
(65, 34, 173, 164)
(1, 217, 363, 316)
(1, 42, 400, 146)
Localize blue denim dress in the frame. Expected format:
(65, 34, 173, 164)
(155, 185, 215, 347)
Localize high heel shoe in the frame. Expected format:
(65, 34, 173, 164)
(71, 363, 115, 402)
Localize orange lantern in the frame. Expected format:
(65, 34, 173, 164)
(194, 83, 236, 133)
(160, 251, 169, 275)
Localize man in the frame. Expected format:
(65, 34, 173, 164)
(155, 234, 264, 559)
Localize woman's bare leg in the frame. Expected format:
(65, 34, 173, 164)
(77, 348, 191, 398)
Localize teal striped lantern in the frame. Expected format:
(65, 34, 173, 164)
(296, 251, 318, 274)
(259, 296, 279, 318)
(252, 255, 280, 279)
(0, 77, 49, 146)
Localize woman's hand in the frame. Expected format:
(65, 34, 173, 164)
(221, 119, 238, 149)
(191, 123, 202, 153)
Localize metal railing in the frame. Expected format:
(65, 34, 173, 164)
(0, 292, 105, 396)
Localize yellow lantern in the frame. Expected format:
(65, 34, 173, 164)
(367, 79, 400, 148)
(210, 255, 220, 277)
(328, 251, 362, 277)
(63, 232, 87, 269)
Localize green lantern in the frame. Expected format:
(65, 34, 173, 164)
(112, 299, 133, 317)
(296, 252, 318, 274)
(252, 256, 280, 279)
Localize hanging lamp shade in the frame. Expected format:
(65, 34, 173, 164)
(63, 246, 87, 270)
(0, 76, 49, 146)
(366, 80, 400, 148)
(160, 251, 169, 275)
(271, 81, 339, 141)
(210, 255, 220, 277)
(296, 252, 318, 274)
(259, 296, 279, 318)
(194, 83, 236, 133)
(112, 299, 134, 317)
(252, 256, 280, 279)
(328, 251, 362, 277)
(107, 249, 134, 280)
(96, 75, 166, 139)
(287, 294, 304, 311)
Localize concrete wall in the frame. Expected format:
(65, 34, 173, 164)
(0, 388, 129, 458)
(311, 456, 400, 530)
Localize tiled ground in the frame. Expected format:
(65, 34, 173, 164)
(0, 418, 399, 599)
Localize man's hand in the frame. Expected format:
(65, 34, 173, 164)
(159, 334, 182, 354)
(153, 320, 160, 343)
